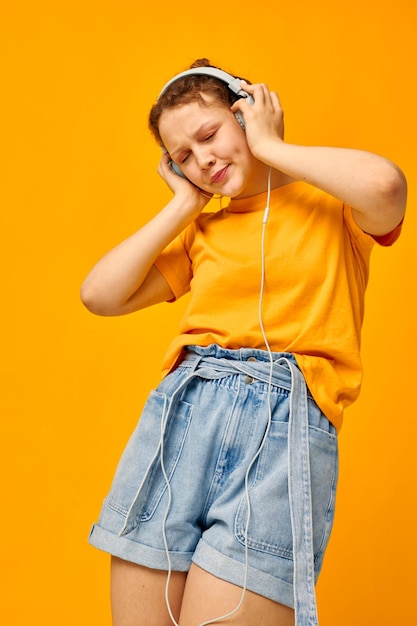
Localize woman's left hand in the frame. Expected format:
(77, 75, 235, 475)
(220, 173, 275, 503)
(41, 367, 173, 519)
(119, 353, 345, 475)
(231, 82, 285, 158)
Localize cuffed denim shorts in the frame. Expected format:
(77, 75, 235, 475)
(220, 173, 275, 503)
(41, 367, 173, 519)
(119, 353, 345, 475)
(89, 345, 338, 624)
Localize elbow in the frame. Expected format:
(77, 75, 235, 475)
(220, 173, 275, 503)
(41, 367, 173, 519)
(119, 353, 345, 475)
(80, 281, 100, 315)
(379, 162, 407, 222)
(80, 280, 113, 316)
(354, 162, 407, 236)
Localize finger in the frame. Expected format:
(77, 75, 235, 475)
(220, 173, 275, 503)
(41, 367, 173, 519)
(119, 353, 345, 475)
(159, 150, 171, 165)
(244, 83, 280, 112)
(269, 90, 282, 111)
(158, 150, 172, 172)
(230, 96, 252, 116)
(241, 82, 266, 102)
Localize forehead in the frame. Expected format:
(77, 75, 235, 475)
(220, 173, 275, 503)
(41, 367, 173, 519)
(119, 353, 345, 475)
(158, 98, 230, 149)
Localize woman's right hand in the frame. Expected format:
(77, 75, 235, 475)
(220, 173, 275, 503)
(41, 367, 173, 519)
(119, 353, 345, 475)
(158, 151, 212, 218)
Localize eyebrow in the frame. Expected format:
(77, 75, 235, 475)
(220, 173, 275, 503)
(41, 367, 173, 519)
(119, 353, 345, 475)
(169, 122, 214, 160)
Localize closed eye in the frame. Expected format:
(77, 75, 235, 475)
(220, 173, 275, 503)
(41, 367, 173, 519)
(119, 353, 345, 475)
(177, 128, 218, 164)
(204, 130, 217, 141)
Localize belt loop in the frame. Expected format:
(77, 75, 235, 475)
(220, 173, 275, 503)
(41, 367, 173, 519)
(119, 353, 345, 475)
(287, 360, 318, 626)
(180, 349, 204, 374)
(188, 353, 203, 373)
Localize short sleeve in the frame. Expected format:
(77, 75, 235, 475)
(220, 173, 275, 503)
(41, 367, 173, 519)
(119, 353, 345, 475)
(371, 219, 403, 246)
(343, 205, 403, 249)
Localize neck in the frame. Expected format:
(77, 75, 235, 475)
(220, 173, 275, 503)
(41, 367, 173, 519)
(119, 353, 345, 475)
(234, 161, 296, 199)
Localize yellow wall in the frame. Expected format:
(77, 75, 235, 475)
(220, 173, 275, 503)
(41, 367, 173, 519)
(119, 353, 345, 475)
(1, 1, 415, 623)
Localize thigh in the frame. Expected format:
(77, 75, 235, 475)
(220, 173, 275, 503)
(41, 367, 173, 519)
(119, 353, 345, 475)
(179, 564, 295, 626)
(111, 557, 187, 626)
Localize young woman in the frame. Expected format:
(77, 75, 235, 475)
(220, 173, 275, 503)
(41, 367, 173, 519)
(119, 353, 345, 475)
(81, 58, 407, 626)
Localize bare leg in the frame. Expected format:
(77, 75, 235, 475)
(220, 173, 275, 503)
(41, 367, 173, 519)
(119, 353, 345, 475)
(110, 556, 187, 626)
(179, 563, 295, 626)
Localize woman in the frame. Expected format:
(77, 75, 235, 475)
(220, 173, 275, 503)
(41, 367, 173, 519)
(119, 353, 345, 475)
(81, 58, 406, 626)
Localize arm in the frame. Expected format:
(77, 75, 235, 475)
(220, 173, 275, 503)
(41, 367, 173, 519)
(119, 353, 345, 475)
(80, 154, 209, 316)
(232, 83, 407, 236)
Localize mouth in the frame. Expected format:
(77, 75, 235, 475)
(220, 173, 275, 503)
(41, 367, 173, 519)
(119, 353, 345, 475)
(210, 165, 229, 185)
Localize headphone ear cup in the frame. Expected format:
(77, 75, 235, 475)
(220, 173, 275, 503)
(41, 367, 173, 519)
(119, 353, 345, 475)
(162, 147, 187, 179)
(234, 93, 254, 130)
(234, 110, 246, 130)
(170, 159, 187, 178)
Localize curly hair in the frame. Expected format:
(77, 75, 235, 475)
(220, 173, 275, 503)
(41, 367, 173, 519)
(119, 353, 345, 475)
(148, 58, 250, 146)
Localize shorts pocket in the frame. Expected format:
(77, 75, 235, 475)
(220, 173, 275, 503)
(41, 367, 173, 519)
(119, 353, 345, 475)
(105, 390, 193, 531)
(234, 415, 338, 567)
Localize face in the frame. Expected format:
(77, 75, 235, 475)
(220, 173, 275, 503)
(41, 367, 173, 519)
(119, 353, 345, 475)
(158, 96, 260, 199)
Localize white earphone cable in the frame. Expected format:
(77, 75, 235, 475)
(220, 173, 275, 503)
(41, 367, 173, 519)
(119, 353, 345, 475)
(162, 167, 274, 625)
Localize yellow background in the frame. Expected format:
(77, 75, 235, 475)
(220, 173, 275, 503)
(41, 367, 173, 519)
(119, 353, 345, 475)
(1, 0, 415, 623)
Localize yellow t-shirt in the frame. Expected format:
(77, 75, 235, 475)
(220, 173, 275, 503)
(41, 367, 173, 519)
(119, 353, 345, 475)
(154, 182, 401, 430)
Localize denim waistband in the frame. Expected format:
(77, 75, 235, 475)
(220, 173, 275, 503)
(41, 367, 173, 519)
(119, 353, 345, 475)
(181, 350, 313, 400)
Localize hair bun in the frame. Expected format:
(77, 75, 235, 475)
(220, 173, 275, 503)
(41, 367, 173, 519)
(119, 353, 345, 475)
(189, 58, 212, 69)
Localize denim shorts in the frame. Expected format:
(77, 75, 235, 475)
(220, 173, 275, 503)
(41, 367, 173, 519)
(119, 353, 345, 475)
(89, 345, 338, 624)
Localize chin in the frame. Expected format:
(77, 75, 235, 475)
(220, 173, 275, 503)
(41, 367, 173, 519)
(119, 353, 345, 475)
(219, 176, 248, 199)
(227, 182, 250, 199)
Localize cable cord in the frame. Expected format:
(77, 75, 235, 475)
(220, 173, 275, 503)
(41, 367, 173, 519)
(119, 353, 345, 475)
(161, 167, 274, 625)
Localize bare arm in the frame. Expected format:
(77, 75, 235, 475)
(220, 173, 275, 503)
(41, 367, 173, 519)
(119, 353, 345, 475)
(232, 83, 407, 235)
(80, 154, 209, 316)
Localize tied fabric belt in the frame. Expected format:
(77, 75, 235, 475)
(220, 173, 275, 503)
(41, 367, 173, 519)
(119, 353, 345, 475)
(122, 351, 319, 626)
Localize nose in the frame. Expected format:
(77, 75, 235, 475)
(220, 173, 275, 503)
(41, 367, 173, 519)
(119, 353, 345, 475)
(195, 147, 215, 170)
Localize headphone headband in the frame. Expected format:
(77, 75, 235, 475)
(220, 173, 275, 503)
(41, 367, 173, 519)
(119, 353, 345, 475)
(158, 66, 249, 101)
